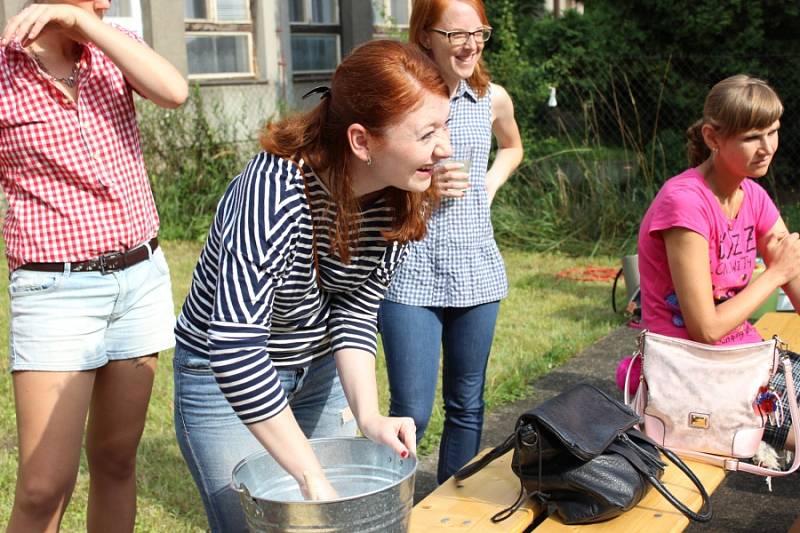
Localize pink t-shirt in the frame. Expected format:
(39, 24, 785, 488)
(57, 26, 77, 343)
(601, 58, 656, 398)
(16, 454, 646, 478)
(638, 168, 780, 345)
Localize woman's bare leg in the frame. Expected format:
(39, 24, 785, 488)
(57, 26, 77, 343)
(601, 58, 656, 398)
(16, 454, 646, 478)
(7, 370, 95, 533)
(85, 355, 157, 533)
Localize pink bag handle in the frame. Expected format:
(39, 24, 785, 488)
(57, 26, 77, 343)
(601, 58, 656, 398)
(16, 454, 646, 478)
(624, 347, 800, 476)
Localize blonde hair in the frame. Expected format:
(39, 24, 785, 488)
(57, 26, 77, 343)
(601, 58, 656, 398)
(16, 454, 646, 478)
(686, 75, 783, 166)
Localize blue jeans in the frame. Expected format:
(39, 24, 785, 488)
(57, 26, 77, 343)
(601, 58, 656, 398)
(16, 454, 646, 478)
(379, 300, 499, 483)
(173, 342, 357, 533)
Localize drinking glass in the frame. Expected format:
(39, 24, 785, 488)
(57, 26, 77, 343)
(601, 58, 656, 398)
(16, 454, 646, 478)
(437, 145, 474, 198)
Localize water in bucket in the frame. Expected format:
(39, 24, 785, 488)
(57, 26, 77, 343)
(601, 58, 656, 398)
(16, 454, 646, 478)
(232, 437, 417, 532)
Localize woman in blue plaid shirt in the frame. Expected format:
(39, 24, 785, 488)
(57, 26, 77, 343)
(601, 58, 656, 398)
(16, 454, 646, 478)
(379, 0, 523, 483)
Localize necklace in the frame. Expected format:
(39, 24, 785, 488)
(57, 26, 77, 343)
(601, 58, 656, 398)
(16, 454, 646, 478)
(30, 50, 80, 88)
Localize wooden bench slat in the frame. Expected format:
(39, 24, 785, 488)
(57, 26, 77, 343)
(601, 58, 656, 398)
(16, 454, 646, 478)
(410, 448, 724, 533)
(409, 449, 538, 531)
(755, 312, 800, 349)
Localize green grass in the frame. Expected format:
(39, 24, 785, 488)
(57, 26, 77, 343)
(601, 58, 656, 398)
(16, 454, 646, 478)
(0, 241, 623, 531)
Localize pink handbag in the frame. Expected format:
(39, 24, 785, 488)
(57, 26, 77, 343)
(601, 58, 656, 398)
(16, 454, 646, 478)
(624, 330, 800, 476)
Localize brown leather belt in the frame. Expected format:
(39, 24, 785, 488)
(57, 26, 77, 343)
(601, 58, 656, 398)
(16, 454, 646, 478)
(19, 237, 159, 274)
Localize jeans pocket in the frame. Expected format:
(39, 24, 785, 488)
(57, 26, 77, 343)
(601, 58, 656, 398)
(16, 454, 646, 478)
(175, 344, 213, 375)
(278, 366, 308, 398)
(8, 270, 63, 296)
(151, 248, 171, 277)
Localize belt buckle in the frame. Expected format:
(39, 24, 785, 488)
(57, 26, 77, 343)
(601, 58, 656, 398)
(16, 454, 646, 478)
(98, 252, 123, 274)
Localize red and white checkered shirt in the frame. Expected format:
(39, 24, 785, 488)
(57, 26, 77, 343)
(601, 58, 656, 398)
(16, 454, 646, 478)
(0, 29, 159, 271)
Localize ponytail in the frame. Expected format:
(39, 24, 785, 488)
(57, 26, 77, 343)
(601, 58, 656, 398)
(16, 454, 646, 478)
(685, 75, 783, 168)
(685, 119, 709, 167)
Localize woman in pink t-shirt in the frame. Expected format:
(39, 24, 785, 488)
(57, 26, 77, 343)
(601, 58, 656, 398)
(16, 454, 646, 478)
(638, 75, 800, 452)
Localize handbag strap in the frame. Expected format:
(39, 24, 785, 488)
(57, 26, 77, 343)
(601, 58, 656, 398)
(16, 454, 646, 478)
(453, 425, 552, 524)
(623, 350, 642, 406)
(452, 431, 516, 481)
(613, 431, 713, 522)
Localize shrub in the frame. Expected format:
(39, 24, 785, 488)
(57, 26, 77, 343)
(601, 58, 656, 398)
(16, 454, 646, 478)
(138, 86, 258, 241)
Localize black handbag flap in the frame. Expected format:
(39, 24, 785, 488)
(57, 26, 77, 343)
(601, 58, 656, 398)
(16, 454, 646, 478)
(520, 384, 640, 460)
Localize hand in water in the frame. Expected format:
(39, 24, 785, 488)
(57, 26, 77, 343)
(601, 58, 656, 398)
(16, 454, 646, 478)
(300, 471, 339, 500)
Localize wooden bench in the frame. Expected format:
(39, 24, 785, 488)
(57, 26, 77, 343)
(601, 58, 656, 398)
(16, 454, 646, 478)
(410, 311, 799, 532)
(409, 449, 724, 532)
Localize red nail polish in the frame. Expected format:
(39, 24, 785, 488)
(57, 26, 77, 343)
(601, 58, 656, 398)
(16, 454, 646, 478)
(400, 450, 408, 459)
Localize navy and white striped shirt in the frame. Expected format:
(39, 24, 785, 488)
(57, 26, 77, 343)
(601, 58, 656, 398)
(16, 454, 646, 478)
(175, 152, 407, 424)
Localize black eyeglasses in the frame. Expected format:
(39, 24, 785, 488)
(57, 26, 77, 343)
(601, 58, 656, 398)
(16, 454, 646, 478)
(428, 27, 492, 46)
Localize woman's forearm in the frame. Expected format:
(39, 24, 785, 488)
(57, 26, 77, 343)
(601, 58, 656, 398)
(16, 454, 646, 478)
(75, 10, 188, 107)
(333, 348, 381, 426)
(246, 407, 326, 485)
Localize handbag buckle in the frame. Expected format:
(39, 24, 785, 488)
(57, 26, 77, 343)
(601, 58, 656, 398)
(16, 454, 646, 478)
(688, 412, 710, 429)
(774, 335, 787, 353)
(518, 424, 539, 447)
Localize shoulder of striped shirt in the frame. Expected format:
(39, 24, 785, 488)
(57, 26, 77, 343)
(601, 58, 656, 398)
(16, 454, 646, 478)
(237, 151, 306, 194)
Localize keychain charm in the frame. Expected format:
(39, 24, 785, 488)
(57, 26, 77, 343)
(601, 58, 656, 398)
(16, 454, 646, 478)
(756, 385, 783, 427)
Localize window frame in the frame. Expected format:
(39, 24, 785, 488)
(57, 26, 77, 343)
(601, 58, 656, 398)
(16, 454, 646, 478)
(290, 0, 340, 25)
(185, 0, 252, 24)
(184, 31, 255, 80)
(104, 0, 144, 37)
(374, 0, 411, 28)
(184, 0, 255, 80)
(289, 0, 341, 77)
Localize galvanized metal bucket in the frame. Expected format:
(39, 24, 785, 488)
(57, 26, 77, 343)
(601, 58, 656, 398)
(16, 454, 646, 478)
(232, 437, 417, 532)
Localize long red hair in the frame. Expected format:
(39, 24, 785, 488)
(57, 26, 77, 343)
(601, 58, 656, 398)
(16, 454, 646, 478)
(409, 0, 491, 97)
(261, 40, 448, 262)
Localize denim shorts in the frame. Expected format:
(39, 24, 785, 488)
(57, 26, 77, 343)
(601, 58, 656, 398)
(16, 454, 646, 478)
(8, 247, 176, 371)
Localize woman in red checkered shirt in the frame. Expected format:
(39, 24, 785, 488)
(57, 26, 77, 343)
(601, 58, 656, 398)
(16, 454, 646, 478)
(0, 1, 187, 531)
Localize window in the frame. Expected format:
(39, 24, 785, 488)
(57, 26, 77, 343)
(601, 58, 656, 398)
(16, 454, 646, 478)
(186, 33, 252, 76)
(184, 0, 254, 78)
(105, 0, 143, 37)
(373, 0, 411, 27)
(290, 0, 341, 75)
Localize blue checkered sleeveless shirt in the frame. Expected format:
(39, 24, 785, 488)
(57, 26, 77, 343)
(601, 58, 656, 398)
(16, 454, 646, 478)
(385, 80, 508, 307)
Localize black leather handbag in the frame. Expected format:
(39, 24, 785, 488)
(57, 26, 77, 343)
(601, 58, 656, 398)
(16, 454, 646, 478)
(454, 383, 713, 525)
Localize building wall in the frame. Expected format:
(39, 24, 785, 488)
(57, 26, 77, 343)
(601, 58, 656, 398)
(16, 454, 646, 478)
(0, 0, 379, 138)
(0, 0, 25, 22)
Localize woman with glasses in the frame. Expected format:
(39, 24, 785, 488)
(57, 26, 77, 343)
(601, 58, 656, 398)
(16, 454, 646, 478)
(379, 0, 523, 483)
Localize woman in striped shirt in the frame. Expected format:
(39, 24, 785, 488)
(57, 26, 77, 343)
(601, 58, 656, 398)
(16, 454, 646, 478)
(173, 40, 452, 532)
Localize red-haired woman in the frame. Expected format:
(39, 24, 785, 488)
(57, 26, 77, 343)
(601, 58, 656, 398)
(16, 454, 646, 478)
(173, 40, 452, 532)
(379, 0, 523, 483)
